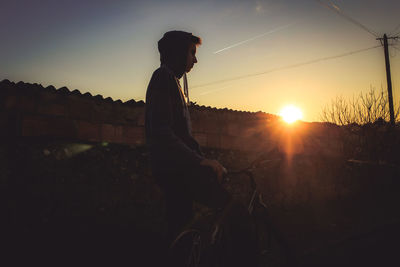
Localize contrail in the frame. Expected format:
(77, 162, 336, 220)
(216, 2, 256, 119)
(196, 85, 233, 96)
(213, 23, 293, 54)
(193, 45, 381, 89)
(328, 0, 341, 11)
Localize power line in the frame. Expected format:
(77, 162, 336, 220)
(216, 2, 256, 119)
(313, 0, 379, 38)
(390, 32, 400, 37)
(192, 45, 381, 89)
(389, 23, 400, 36)
(391, 45, 400, 53)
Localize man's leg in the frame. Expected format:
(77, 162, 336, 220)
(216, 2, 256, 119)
(154, 166, 228, 242)
(182, 165, 231, 209)
(163, 183, 193, 243)
(186, 165, 258, 267)
(157, 165, 257, 266)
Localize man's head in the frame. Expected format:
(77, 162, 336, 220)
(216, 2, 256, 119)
(158, 30, 201, 77)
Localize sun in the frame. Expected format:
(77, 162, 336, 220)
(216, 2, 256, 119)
(279, 105, 303, 123)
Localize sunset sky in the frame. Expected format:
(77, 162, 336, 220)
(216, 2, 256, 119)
(1, 0, 399, 122)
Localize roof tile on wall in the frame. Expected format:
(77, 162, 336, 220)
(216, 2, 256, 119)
(0, 79, 281, 150)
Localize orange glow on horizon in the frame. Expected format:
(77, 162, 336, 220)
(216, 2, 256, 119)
(279, 105, 303, 124)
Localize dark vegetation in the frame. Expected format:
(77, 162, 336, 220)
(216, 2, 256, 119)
(1, 121, 400, 266)
(321, 87, 400, 125)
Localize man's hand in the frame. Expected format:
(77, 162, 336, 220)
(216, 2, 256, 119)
(200, 159, 227, 183)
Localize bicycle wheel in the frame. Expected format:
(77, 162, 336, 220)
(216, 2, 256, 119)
(169, 229, 202, 267)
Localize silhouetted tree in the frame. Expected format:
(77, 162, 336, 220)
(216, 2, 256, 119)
(321, 87, 400, 125)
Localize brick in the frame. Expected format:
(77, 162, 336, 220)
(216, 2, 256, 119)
(193, 132, 207, 146)
(101, 123, 116, 142)
(93, 102, 114, 123)
(191, 119, 206, 133)
(233, 137, 259, 151)
(232, 138, 245, 151)
(123, 106, 138, 122)
(76, 120, 100, 141)
(204, 119, 221, 134)
(21, 116, 47, 136)
(39, 91, 60, 102)
(112, 105, 130, 124)
(206, 133, 220, 148)
(3, 95, 17, 109)
(36, 91, 67, 116)
(0, 112, 17, 136)
(218, 121, 230, 134)
(0, 113, 6, 127)
(50, 117, 76, 137)
(37, 103, 67, 117)
(220, 135, 237, 150)
(18, 95, 37, 113)
(21, 115, 75, 138)
(123, 126, 145, 145)
(136, 108, 145, 126)
(115, 125, 124, 143)
(67, 97, 93, 121)
(226, 123, 240, 136)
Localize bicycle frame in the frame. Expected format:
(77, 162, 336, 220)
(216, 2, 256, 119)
(219, 158, 294, 265)
(169, 156, 293, 267)
(225, 158, 278, 215)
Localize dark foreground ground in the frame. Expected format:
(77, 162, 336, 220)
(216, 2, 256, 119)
(299, 220, 400, 267)
(4, 218, 399, 267)
(1, 139, 399, 266)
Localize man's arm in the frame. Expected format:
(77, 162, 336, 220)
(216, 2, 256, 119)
(187, 136, 204, 156)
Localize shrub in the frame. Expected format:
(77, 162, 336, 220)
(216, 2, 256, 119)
(320, 87, 400, 125)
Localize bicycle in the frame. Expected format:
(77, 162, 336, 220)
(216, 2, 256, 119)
(168, 153, 295, 267)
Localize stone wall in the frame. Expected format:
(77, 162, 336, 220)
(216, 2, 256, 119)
(1, 79, 281, 151)
(1, 80, 146, 145)
(1, 79, 345, 156)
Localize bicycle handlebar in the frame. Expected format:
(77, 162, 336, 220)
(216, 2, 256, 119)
(222, 151, 283, 190)
(227, 158, 281, 175)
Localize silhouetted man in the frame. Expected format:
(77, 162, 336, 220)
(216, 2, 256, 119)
(145, 31, 256, 266)
(145, 30, 230, 238)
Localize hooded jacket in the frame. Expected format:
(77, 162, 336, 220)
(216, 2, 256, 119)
(145, 65, 204, 174)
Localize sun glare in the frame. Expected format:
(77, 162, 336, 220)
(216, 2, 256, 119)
(280, 105, 303, 123)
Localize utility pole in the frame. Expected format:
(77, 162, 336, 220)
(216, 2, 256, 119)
(377, 34, 398, 125)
